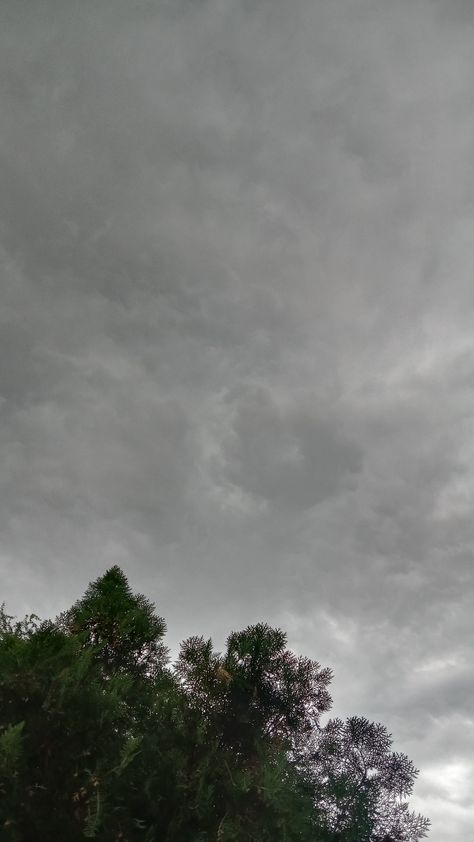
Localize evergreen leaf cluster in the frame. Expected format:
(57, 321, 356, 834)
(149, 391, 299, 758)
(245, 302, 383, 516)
(0, 569, 430, 841)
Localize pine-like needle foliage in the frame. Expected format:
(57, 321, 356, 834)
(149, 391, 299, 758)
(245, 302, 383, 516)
(0, 569, 430, 842)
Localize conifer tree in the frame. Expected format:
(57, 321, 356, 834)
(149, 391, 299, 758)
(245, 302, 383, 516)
(0, 568, 430, 841)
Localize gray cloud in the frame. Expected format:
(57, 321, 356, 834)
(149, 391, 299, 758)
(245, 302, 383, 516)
(217, 385, 361, 511)
(1, 1, 474, 838)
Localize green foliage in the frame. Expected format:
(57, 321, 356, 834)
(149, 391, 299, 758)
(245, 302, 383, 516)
(0, 567, 430, 842)
(302, 716, 431, 841)
(0, 721, 25, 774)
(56, 565, 168, 680)
(111, 734, 143, 777)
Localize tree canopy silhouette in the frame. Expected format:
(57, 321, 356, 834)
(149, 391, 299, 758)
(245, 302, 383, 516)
(0, 567, 430, 841)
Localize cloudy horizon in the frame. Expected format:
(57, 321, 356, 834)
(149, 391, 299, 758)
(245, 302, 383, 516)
(2, 1, 474, 838)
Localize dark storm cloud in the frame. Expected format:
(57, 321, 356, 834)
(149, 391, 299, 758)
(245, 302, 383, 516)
(1, 2, 474, 838)
(218, 385, 361, 511)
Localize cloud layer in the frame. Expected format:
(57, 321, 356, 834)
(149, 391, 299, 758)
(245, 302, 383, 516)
(1, 2, 474, 838)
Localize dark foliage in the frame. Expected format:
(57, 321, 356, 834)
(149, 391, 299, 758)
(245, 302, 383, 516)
(0, 568, 430, 841)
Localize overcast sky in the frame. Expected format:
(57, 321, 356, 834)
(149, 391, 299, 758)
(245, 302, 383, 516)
(2, 0, 474, 837)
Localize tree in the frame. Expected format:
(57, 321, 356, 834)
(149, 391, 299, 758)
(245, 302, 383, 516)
(0, 570, 172, 841)
(56, 565, 168, 680)
(0, 568, 430, 842)
(174, 623, 429, 842)
(175, 627, 332, 840)
(0, 607, 129, 839)
(297, 716, 430, 842)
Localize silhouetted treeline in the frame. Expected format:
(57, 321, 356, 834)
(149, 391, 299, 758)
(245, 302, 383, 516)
(0, 566, 430, 841)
